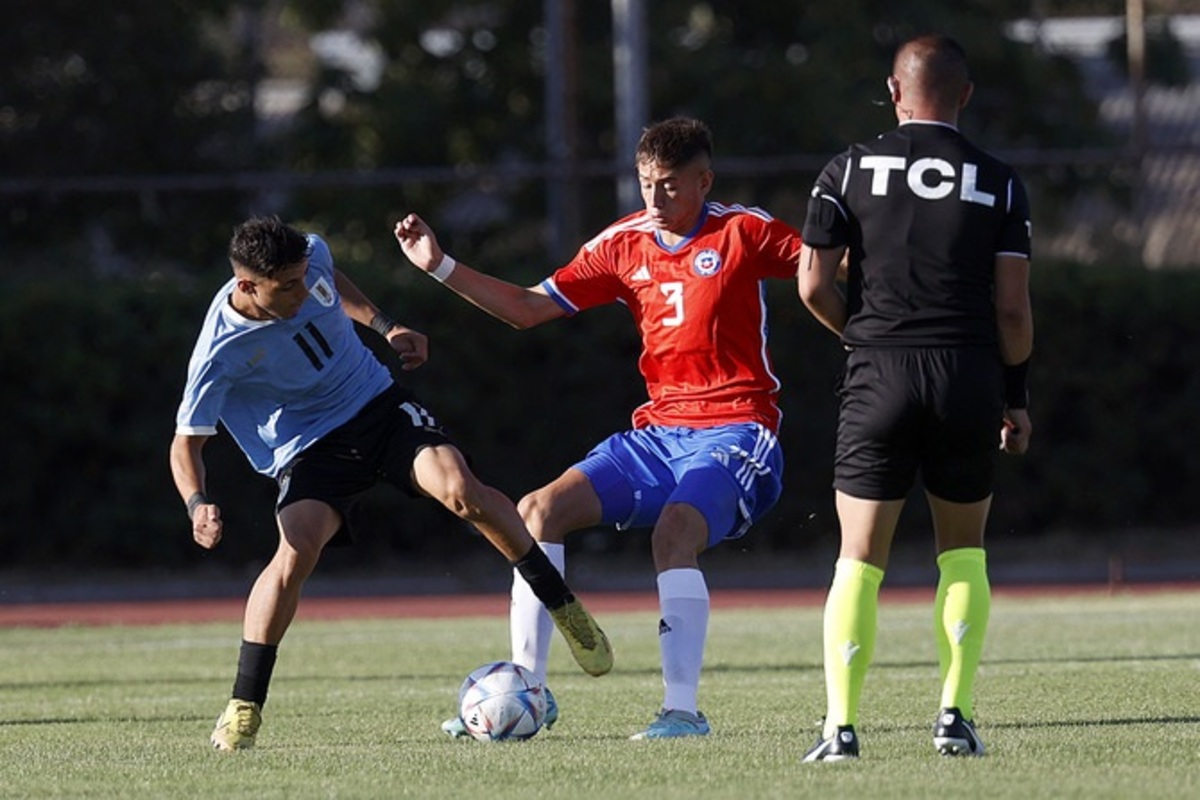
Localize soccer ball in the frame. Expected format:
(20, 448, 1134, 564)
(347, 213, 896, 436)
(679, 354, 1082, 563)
(457, 661, 547, 742)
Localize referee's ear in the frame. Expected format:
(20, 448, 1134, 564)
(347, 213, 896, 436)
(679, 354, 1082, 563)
(959, 81, 974, 110)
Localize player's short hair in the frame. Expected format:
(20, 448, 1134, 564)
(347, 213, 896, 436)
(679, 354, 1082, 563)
(894, 33, 970, 108)
(635, 117, 713, 170)
(228, 216, 309, 277)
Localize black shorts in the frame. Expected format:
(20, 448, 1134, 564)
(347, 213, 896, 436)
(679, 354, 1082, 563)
(275, 384, 455, 543)
(834, 347, 1003, 503)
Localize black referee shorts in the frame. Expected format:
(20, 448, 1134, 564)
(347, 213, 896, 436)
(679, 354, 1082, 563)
(834, 347, 1004, 503)
(275, 383, 456, 544)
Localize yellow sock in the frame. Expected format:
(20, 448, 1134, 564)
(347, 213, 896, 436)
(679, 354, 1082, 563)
(934, 547, 990, 719)
(822, 558, 885, 737)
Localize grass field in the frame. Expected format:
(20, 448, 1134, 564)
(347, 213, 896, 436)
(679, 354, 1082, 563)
(0, 591, 1197, 799)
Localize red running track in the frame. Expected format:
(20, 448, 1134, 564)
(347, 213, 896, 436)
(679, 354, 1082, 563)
(1, 583, 1192, 628)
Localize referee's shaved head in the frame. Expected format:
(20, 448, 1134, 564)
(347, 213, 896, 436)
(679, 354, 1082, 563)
(893, 34, 970, 115)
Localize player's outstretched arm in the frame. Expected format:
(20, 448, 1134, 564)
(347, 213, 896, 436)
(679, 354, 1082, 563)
(169, 433, 223, 549)
(393, 214, 565, 330)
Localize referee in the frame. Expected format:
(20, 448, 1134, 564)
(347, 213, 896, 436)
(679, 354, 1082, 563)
(797, 33, 1033, 761)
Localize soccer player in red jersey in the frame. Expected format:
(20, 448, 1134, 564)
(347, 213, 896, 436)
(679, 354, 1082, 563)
(395, 117, 801, 740)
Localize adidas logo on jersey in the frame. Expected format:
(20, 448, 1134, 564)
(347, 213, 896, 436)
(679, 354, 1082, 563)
(631, 265, 652, 282)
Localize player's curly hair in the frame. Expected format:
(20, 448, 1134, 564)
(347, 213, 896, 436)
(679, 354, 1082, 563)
(635, 117, 712, 169)
(228, 215, 309, 277)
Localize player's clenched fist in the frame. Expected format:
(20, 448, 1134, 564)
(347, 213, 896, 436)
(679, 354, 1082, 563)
(192, 503, 223, 549)
(393, 214, 445, 274)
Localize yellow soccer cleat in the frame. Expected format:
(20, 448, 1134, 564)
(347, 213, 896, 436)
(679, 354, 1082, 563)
(210, 699, 262, 752)
(548, 598, 613, 677)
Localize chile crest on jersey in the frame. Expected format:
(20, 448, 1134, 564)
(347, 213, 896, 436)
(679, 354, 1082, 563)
(692, 248, 722, 277)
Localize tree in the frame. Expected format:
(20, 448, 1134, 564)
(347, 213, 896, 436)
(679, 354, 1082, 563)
(0, 0, 251, 263)
(271, 1, 1102, 247)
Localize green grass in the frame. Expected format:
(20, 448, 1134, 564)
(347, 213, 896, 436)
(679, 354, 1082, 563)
(1, 592, 1198, 799)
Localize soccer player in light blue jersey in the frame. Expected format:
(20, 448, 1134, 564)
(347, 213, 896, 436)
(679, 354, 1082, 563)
(170, 216, 612, 752)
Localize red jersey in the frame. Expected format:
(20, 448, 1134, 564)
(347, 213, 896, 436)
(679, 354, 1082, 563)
(542, 202, 802, 432)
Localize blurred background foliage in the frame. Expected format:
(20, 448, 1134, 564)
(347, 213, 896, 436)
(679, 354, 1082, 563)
(1, 1, 1196, 582)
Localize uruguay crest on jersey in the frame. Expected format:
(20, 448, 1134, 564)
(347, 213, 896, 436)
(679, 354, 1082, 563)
(309, 276, 336, 306)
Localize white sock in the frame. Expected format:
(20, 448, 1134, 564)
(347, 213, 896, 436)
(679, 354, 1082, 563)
(510, 542, 565, 684)
(657, 567, 709, 714)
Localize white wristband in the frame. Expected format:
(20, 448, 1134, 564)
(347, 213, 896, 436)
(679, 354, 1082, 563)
(429, 253, 456, 283)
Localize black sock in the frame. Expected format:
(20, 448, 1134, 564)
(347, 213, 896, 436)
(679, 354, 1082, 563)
(232, 640, 278, 707)
(513, 544, 573, 611)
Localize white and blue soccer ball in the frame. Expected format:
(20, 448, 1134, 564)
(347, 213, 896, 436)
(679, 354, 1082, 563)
(457, 661, 547, 742)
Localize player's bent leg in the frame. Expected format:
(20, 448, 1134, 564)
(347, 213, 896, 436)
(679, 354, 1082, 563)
(243, 500, 340, 643)
(516, 468, 604, 546)
(511, 542, 565, 683)
(414, 449, 613, 677)
(213, 501, 339, 752)
(510, 539, 612, 677)
(411, 444, 530, 561)
(648, 433, 781, 740)
(516, 472, 613, 677)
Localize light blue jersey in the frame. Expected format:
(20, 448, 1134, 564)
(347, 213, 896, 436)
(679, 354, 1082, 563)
(175, 235, 393, 477)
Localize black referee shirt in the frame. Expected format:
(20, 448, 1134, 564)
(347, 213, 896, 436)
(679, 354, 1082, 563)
(803, 121, 1031, 348)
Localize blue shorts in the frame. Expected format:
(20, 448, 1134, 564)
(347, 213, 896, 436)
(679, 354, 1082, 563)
(574, 423, 784, 547)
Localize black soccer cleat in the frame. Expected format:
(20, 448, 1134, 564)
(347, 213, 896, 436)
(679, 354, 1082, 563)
(933, 707, 986, 757)
(802, 724, 860, 762)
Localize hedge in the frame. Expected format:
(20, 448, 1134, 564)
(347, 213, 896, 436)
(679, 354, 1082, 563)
(2, 257, 1195, 572)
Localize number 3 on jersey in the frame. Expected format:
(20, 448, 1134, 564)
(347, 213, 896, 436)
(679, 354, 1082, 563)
(660, 281, 685, 327)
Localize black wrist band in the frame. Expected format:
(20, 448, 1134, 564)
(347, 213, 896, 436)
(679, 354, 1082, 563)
(1003, 358, 1030, 410)
(369, 312, 397, 338)
(186, 491, 208, 520)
